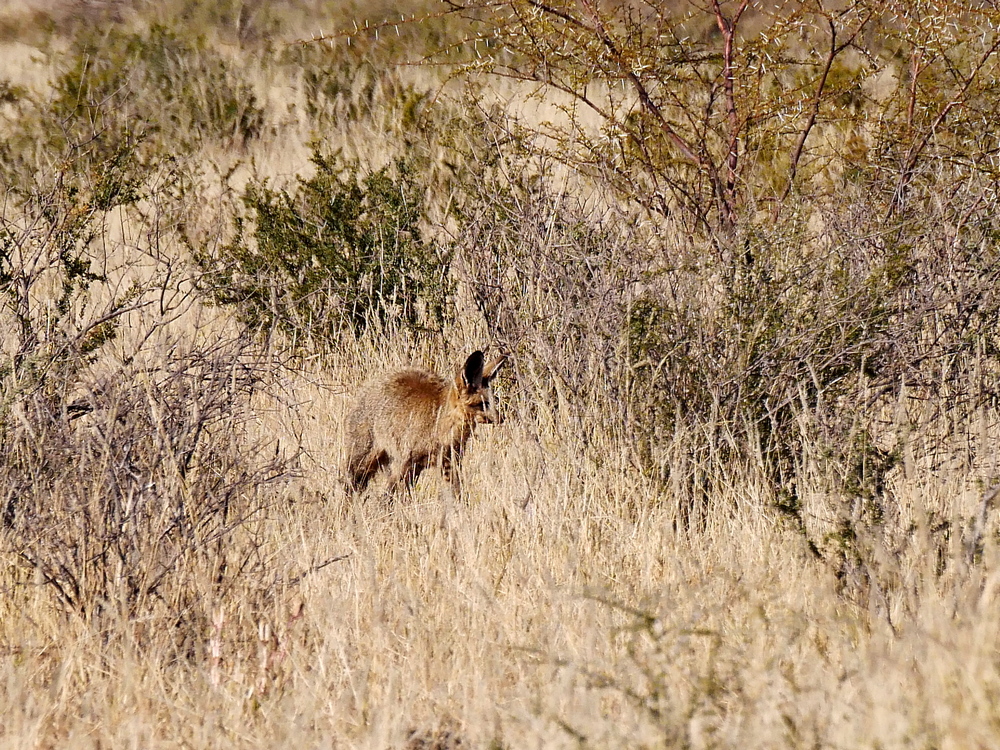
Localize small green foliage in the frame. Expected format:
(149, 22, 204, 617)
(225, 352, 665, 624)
(0, 144, 146, 403)
(200, 149, 449, 343)
(0, 79, 24, 105)
(50, 24, 264, 157)
(842, 430, 899, 514)
(91, 144, 144, 211)
(286, 42, 434, 139)
(627, 297, 667, 362)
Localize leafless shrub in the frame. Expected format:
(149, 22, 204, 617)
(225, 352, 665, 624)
(2, 335, 294, 627)
(0, 144, 298, 640)
(432, 1, 1000, 583)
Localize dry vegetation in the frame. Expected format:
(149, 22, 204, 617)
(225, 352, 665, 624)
(1, 0, 1000, 747)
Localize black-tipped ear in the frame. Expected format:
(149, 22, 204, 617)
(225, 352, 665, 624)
(463, 350, 485, 391)
(483, 353, 507, 382)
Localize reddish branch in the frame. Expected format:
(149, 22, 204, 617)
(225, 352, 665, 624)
(712, 0, 749, 229)
(573, 0, 736, 232)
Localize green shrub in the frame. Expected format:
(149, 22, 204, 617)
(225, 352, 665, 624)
(0, 79, 23, 105)
(0, 24, 264, 194)
(198, 149, 450, 343)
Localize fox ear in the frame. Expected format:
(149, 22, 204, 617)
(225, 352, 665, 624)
(483, 353, 507, 382)
(461, 350, 485, 392)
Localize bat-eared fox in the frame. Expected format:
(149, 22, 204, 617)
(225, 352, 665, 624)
(343, 350, 507, 497)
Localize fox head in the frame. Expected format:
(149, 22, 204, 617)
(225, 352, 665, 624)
(453, 350, 507, 425)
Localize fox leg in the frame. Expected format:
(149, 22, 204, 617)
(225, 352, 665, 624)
(439, 447, 462, 498)
(385, 455, 425, 494)
(345, 449, 387, 494)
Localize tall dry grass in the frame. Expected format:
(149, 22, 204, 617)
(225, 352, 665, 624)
(0, 2, 999, 749)
(4, 366, 999, 748)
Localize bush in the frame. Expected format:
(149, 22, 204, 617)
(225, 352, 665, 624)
(198, 149, 450, 343)
(2, 337, 287, 627)
(440, 1, 1000, 570)
(0, 136, 292, 636)
(4, 24, 262, 176)
(449, 152, 638, 445)
(0, 144, 145, 406)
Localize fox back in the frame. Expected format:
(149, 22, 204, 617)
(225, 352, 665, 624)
(343, 350, 507, 496)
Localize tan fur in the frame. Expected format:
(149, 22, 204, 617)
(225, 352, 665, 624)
(343, 351, 507, 497)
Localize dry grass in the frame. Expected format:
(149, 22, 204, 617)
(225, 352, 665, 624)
(1, 4, 999, 749)
(2, 338, 998, 748)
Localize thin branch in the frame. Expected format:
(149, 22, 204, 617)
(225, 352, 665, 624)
(574, 0, 706, 170)
(780, 8, 872, 208)
(890, 32, 1000, 217)
(712, 0, 749, 226)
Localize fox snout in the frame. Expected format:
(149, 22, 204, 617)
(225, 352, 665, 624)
(475, 393, 503, 425)
(343, 349, 508, 498)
